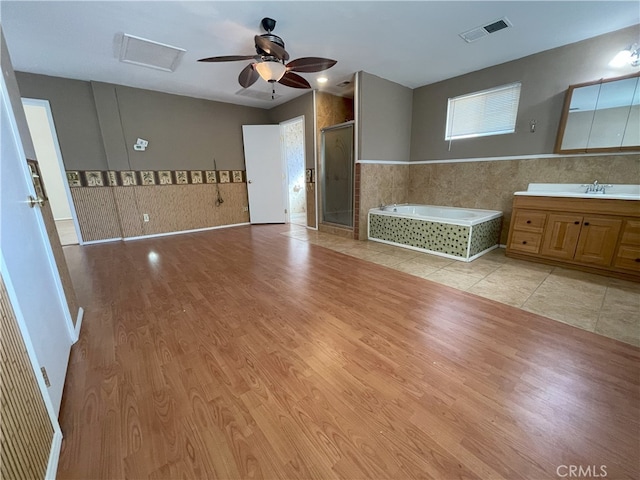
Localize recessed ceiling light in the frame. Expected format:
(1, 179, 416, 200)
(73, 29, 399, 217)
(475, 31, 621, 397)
(317, 76, 328, 84)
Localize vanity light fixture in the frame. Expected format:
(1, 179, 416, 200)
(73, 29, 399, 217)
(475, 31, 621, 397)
(609, 44, 640, 68)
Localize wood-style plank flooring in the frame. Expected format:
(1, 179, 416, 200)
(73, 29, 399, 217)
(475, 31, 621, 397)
(59, 225, 640, 479)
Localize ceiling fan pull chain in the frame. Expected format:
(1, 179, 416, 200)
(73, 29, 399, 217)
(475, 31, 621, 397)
(272, 83, 276, 100)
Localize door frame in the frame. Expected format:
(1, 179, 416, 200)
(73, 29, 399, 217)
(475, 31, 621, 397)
(21, 97, 84, 245)
(280, 115, 306, 226)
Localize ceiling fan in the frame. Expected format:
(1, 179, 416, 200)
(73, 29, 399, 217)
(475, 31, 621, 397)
(198, 17, 337, 98)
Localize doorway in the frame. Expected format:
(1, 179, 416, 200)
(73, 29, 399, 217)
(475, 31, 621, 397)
(22, 99, 81, 245)
(281, 117, 306, 226)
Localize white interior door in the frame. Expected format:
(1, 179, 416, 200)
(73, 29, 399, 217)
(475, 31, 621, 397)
(1, 70, 73, 415)
(242, 124, 286, 224)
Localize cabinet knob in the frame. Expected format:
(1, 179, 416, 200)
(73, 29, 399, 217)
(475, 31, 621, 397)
(522, 241, 527, 245)
(584, 222, 590, 226)
(574, 221, 580, 225)
(526, 220, 531, 224)
(635, 258, 640, 263)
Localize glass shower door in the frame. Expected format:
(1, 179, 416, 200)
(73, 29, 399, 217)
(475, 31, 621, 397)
(321, 122, 354, 227)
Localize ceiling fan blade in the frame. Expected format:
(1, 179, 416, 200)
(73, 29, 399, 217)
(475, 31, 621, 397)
(238, 64, 259, 88)
(278, 71, 311, 89)
(198, 55, 258, 63)
(254, 35, 290, 61)
(286, 57, 337, 73)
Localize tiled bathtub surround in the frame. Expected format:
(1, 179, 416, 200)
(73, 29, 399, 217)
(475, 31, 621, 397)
(368, 214, 501, 260)
(357, 154, 640, 243)
(283, 225, 640, 347)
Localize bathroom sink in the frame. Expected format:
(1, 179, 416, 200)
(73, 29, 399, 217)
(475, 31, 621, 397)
(514, 183, 640, 200)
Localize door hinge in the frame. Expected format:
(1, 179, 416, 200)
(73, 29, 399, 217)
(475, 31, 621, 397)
(285, 209, 288, 214)
(41, 366, 51, 387)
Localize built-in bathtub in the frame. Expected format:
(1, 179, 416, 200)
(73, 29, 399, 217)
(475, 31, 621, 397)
(368, 204, 503, 262)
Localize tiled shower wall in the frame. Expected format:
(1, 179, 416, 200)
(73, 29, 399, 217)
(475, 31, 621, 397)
(357, 154, 639, 243)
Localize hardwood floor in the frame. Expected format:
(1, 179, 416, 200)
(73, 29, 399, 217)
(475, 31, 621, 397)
(59, 225, 639, 479)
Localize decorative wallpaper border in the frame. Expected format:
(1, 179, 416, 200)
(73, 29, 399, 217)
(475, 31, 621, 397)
(66, 169, 246, 188)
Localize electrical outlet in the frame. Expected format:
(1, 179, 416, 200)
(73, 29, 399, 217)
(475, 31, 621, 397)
(243, 206, 248, 212)
(143, 213, 150, 222)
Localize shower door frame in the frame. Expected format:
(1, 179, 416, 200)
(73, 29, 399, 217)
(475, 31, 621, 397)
(320, 120, 355, 229)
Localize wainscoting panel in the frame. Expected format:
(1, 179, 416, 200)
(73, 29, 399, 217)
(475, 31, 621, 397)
(0, 275, 54, 480)
(70, 187, 123, 242)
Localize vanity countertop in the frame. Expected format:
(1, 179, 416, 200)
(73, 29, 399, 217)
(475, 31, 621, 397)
(514, 183, 640, 201)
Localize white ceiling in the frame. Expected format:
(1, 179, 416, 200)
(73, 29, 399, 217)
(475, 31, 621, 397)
(1, 1, 638, 109)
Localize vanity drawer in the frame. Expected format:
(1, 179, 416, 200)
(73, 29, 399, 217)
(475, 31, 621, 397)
(509, 231, 543, 254)
(614, 245, 640, 272)
(512, 210, 547, 233)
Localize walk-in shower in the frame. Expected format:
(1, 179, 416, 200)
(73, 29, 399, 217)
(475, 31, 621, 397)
(321, 122, 354, 228)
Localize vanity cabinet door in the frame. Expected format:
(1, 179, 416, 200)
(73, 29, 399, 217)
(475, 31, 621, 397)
(613, 219, 640, 272)
(540, 214, 583, 260)
(574, 217, 622, 266)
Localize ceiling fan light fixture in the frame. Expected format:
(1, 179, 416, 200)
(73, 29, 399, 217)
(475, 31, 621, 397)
(255, 61, 287, 82)
(317, 76, 328, 84)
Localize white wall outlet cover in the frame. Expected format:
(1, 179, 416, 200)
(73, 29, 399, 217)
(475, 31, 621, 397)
(133, 144, 145, 151)
(136, 138, 149, 147)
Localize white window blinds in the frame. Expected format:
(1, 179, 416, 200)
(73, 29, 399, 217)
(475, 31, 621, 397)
(445, 82, 521, 141)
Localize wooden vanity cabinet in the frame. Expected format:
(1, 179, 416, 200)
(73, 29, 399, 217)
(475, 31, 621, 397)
(506, 196, 639, 281)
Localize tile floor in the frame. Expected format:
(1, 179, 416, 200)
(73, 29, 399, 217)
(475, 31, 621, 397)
(282, 225, 640, 347)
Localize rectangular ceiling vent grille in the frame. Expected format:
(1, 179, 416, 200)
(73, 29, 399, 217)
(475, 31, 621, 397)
(459, 17, 512, 43)
(119, 34, 185, 72)
(235, 88, 282, 101)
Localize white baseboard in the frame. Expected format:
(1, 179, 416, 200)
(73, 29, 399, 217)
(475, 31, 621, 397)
(123, 222, 251, 242)
(81, 237, 122, 245)
(45, 430, 63, 480)
(71, 307, 84, 343)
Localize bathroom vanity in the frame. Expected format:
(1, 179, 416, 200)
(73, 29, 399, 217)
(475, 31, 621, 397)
(506, 183, 640, 281)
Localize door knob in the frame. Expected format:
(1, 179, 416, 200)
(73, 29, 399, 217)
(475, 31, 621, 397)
(28, 195, 46, 208)
(248, 180, 252, 184)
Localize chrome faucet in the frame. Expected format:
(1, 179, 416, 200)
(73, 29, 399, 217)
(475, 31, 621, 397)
(581, 180, 613, 194)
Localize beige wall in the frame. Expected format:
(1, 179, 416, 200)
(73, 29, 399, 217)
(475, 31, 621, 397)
(358, 72, 412, 161)
(410, 25, 640, 161)
(17, 74, 272, 172)
(16, 72, 108, 170)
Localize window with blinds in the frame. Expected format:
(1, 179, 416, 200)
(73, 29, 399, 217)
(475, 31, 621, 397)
(445, 82, 522, 141)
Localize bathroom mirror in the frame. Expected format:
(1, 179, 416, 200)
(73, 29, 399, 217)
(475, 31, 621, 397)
(555, 73, 640, 153)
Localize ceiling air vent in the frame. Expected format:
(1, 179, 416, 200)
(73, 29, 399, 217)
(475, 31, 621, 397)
(459, 17, 512, 43)
(119, 34, 185, 72)
(235, 88, 282, 101)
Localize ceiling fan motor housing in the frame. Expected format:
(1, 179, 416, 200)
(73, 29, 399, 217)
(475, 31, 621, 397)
(256, 34, 285, 56)
(261, 17, 277, 33)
